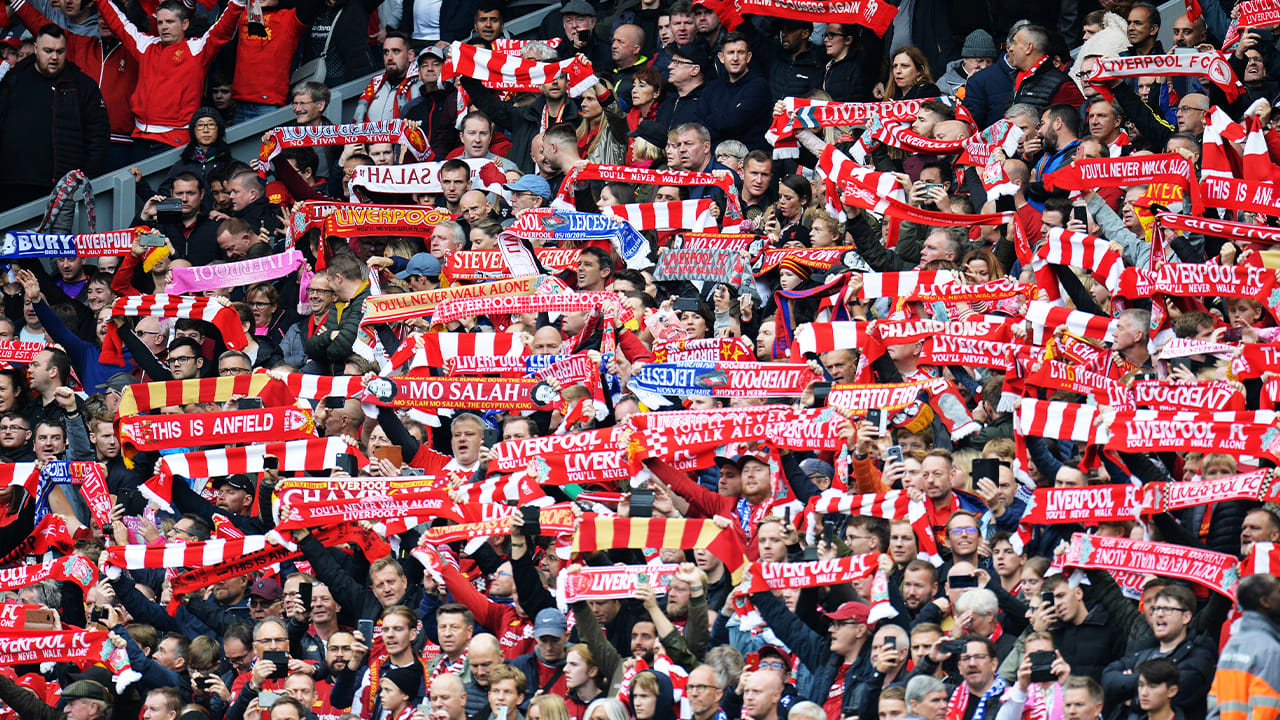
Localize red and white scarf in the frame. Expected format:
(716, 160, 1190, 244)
(441, 41, 597, 97)
(357, 73, 416, 121)
(0, 555, 97, 592)
(555, 164, 742, 222)
(605, 200, 716, 231)
(102, 294, 247, 365)
(1043, 153, 1202, 213)
(1024, 301, 1117, 344)
(1089, 53, 1245, 102)
(259, 121, 430, 172)
(1038, 228, 1124, 291)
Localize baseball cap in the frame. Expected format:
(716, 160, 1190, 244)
(62, 680, 112, 705)
(800, 458, 835, 483)
(505, 174, 552, 201)
(824, 601, 870, 624)
(418, 45, 447, 63)
(672, 42, 714, 77)
(628, 120, 668, 150)
(98, 372, 136, 394)
(396, 252, 443, 281)
(212, 473, 255, 493)
(533, 607, 568, 637)
(250, 576, 283, 601)
(745, 644, 792, 673)
(561, 0, 594, 16)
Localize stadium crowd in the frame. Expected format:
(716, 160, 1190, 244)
(4, 1, 1280, 720)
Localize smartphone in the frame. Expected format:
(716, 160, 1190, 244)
(1173, 46, 1197, 55)
(259, 691, 282, 706)
(24, 608, 55, 629)
(637, 572, 649, 584)
(629, 488, 654, 519)
(1041, 590, 1055, 606)
(237, 397, 265, 410)
(323, 396, 347, 410)
(883, 635, 896, 649)
(939, 639, 968, 656)
(522, 506, 542, 536)
(262, 651, 289, 679)
(972, 458, 1000, 484)
(1072, 205, 1088, 225)
(673, 296, 701, 313)
(200, 676, 217, 692)
(1170, 357, 1194, 374)
(886, 445, 904, 464)
(1028, 650, 1057, 683)
(336, 453, 358, 475)
(783, 506, 791, 524)
(950, 573, 979, 589)
(89, 606, 109, 623)
(865, 408, 884, 434)
(298, 581, 312, 610)
(823, 524, 834, 547)
(802, 545, 819, 561)
(357, 618, 375, 642)
(1224, 327, 1244, 343)
(263, 456, 279, 471)
(921, 182, 944, 195)
(139, 230, 168, 247)
(373, 445, 403, 467)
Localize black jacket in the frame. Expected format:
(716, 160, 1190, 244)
(766, 42, 825, 101)
(655, 81, 710, 131)
(1051, 604, 1127, 681)
(1011, 62, 1077, 113)
(0, 56, 109, 187)
(1100, 631, 1217, 720)
(823, 53, 864, 102)
(402, 85, 462, 161)
(303, 0, 378, 84)
(701, 71, 772, 150)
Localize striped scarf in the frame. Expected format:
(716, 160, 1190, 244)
(102, 294, 247, 366)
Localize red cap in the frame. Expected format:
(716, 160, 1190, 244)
(824, 601, 870, 624)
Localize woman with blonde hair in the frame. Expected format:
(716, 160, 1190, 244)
(528, 695, 571, 720)
(577, 82, 629, 165)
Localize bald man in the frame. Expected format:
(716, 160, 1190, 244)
(429, 674, 467, 720)
(530, 326, 563, 355)
(741, 671, 784, 720)
(610, 24, 648, 102)
(1171, 14, 1206, 48)
(1176, 93, 1209, 134)
(459, 190, 492, 225)
(465, 636, 502, 718)
(933, 120, 971, 142)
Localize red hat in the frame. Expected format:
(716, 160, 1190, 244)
(824, 601, 870, 624)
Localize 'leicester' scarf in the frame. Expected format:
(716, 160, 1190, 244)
(102, 294, 248, 366)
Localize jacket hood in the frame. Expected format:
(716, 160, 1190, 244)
(627, 670, 675, 720)
(1069, 12, 1130, 94)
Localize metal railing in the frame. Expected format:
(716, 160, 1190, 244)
(0, 0, 559, 233)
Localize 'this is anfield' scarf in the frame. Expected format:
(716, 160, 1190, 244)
(118, 406, 314, 454)
(0, 227, 141, 258)
(259, 121, 430, 174)
(101, 295, 248, 366)
(572, 515, 749, 582)
(442, 41, 597, 97)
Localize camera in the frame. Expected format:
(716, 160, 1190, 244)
(156, 197, 183, 224)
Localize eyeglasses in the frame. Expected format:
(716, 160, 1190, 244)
(248, 301, 273, 309)
(0, 424, 29, 432)
(686, 684, 721, 693)
(669, 58, 698, 67)
(137, 330, 163, 338)
(169, 354, 197, 364)
(220, 366, 251, 376)
(825, 31, 847, 39)
(1176, 105, 1207, 113)
(1149, 605, 1189, 615)
(949, 526, 980, 537)
(756, 660, 786, 670)
(307, 288, 335, 296)
(249, 597, 280, 609)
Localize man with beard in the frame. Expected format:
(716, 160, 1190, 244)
(321, 631, 359, 706)
(356, 32, 417, 122)
(1031, 104, 1081, 183)
(897, 560, 939, 623)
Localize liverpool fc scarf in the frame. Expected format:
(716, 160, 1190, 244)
(442, 41, 597, 97)
(360, 276, 541, 325)
(741, 553, 880, 594)
(259, 121, 430, 172)
(1089, 52, 1245, 102)
(321, 205, 449, 239)
(0, 340, 46, 363)
(0, 555, 97, 592)
(0, 630, 138, 691)
(1060, 532, 1239, 599)
(1044, 153, 1203, 212)
(277, 491, 463, 531)
(654, 247, 754, 285)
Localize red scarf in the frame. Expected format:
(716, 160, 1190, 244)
(358, 72, 415, 121)
(1014, 55, 1050, 92)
